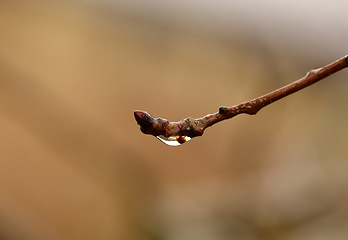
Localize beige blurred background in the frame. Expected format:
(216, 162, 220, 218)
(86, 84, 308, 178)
(1, 0, 348, 239)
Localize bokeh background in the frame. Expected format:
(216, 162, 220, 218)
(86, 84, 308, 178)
(1, 0, 348, 239)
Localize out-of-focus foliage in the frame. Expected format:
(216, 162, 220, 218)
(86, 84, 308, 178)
(0, 1, 347, 239)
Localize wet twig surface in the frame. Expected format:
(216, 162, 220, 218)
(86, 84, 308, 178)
(135, 55, 348, 145)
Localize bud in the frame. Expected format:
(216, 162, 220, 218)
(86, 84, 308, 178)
(134, 110, 154, 129)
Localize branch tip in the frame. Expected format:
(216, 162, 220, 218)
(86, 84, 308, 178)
(134, 110, 154, 129)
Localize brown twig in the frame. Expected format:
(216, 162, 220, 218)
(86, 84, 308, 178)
(134, 55, 348, 145)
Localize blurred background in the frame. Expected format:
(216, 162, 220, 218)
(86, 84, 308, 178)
(1, 0, 348, 239)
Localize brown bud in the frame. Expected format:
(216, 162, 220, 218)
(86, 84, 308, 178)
(219, 106, 228, 114)
(134, 110, 154, 129)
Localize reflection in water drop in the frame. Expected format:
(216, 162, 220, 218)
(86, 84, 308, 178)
(156, 135, 192, 146)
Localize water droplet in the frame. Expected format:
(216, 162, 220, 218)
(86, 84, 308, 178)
(156, 135, 191, 146)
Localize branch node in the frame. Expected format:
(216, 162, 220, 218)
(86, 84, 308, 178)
(219, 106, 228, 114)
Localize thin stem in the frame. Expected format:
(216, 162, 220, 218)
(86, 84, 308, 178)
(134, 55, 348, 142)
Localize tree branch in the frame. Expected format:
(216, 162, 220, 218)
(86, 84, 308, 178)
(134, 55, 348, 145)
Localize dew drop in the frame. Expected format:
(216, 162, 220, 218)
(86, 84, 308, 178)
(156, 135, 191, 146)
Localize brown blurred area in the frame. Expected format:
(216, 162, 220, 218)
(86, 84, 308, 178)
(1, 1, 348, 239)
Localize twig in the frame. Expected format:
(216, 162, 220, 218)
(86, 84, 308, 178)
(134, 55, 348, 145)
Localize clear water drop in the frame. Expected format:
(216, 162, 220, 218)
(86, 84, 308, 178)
(156, 135, 191, 146)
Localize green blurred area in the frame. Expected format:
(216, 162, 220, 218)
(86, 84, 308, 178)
(0, 1, 348, 240)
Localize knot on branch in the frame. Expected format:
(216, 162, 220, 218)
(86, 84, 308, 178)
(219, 106, 228, 114)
